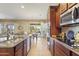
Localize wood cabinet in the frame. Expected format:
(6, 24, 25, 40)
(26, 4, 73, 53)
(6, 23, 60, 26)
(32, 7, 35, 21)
(54, 41, 70, 56)
(50, 39, 79, 56)
(15, 47, 23, 56)
(68, 3, 76, 9)
(0, 48, 14, 56)
(24, 39, 27, 56)
(60, 3, 77, 14)
(49, 6, 60, 36)
(60, 3, 68, 14)
(15, 41, 24, 56)
(56, 6, 60, 33)
(15, 39, 28, 56)
(0, 39, 28, 56)
(50, 8, 56, 36)
(49, 39, 55, 55)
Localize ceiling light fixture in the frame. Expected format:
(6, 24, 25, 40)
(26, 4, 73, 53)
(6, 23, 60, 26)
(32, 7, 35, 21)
(21, 5, 24, 8)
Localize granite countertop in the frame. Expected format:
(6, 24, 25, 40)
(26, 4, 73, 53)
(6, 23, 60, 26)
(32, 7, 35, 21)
(52, 37, 79, 55)
(0, 33, 30, 48)
(0, 37, 26, 48)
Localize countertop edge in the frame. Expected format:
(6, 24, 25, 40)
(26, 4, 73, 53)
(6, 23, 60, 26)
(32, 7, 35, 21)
(0, 38, 26, 48)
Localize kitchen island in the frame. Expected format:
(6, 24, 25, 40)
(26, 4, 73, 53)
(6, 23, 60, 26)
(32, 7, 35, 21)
(0, 37, 31, 56)
(49, 38, 79, 56)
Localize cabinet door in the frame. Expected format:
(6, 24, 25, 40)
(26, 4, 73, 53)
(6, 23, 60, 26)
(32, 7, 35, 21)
(27, 38, 30, 53)
(68, 3, 76, 9)
(56, 6, 60, 33)
(50, 39, 55, 55)
(50, 8, 57, 35)
(55, 41, 70, 56)
(60, 3, 68, 14)
(49, 6, 60, 36)
(24, 39, 27, 56)
(15, 47, 23, 56)
(15, 42, 23, 56)
(55, 47, 67, 56)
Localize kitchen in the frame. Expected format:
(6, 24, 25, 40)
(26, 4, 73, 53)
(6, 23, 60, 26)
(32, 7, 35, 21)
(49, 3, 79, 56)
(0, 3, 79, 56)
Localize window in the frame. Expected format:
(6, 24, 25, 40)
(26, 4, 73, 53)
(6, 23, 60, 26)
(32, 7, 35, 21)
(0, 24, 4, 34)
(7, 24, 15, 31)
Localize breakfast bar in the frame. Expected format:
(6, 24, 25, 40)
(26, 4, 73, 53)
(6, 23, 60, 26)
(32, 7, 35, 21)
(0, 37, 31, 56)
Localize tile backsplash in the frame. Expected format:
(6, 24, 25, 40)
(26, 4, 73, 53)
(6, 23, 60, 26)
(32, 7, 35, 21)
(62, 25, 79, 35)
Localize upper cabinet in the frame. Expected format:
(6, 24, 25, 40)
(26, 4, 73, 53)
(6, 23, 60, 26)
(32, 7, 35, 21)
(48, 6, 60, 36)
(60, 3, 77, 15)
(60, 3, 68, 14)
(68, 3, 76, 9)
(56, 6, 60, 28)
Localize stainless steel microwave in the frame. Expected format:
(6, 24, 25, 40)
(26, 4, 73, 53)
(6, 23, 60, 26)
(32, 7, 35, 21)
(60, 4, 79, 24)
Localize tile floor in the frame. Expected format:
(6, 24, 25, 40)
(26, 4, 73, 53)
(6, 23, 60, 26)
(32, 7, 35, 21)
(27, 37, 51, 56)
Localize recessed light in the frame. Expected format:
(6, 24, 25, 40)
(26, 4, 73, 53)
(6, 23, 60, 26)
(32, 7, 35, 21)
(21, 5, 24, 8)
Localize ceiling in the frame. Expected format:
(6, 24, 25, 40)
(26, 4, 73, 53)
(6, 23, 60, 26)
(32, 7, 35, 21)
(0, 3, 58, 20)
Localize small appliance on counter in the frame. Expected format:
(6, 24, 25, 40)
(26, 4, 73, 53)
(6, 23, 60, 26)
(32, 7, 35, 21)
(66, 30, 75, 46)
(56, 32, 66, 42)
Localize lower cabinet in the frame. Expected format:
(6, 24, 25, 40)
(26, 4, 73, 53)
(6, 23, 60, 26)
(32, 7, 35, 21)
(49, 39, 55, 55)
(15, 41, 24, 56)
(0, 48, 14, 56)
(50, 39, 79, 56)
(15, 39, 28, 56)
(54, 41, 70, 56)
(24, 39, 27, 56)
(0, 39, 28, 56)
(15, 47, 23, 56)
